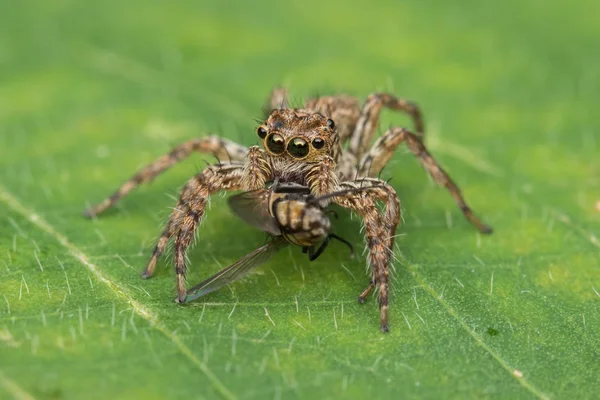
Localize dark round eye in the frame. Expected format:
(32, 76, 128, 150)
(266, 133, 285, 154)
(326, 118, 335, 129)
(257, 127, 267, 139)
(312, 137, 325, 149)
(287, 137, 309, 158)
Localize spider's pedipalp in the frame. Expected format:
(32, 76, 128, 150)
(242, 146, 272, 190)
(305, 155, 339, 200)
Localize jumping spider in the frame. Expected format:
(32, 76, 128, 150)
(84, 88, 492, 332)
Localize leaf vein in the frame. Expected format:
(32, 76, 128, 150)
(0, 185, 236, 400)
(0, 370, 36, 400)
(404, 261, 551, 400)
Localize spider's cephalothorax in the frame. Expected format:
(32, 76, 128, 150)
(256, 109, 341, 190)
(83, 87, 492, 332)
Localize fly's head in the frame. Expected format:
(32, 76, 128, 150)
(257, 109, 339, 164)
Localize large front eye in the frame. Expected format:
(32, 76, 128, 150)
(266, 133, 285, 154)
(287, 137, 309, 158)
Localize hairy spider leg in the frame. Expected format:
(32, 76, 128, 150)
(348, 93, 424, 160)
(143, 147, 272, 302)
(332, 179, 400, 332)
(83, 137, 248, 217)
(358, 127, 492, 234)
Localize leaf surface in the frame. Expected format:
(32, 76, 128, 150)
(1, 1, 599, 399)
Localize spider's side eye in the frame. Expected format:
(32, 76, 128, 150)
(326, 118, 335, 130)
(287, 137, 309, 158)
(312, 137, 325, 149)
(257, 127, 267, 139)
(266, 134, 285, 154)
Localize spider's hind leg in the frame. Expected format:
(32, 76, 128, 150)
(267, 87, 290, 111)
(358, 127, 492, 234)
(348, 93, 424, 160)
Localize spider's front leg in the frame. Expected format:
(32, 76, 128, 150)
(358, 127, 492, 234)
(83, 137, 249, 218)
(333, 179, 401, 332)
(142, 146, 272, 302)
(349, 93, 424, 161)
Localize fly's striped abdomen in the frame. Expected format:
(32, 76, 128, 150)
(272, 198, 330, 247)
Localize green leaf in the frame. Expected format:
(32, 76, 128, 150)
(1, 1, 599, 399)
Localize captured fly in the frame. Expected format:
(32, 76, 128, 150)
(183, 183, 355, 302)
(229, 182, 355, 259)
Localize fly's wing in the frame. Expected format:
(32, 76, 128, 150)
(184, 236, 288, 302)
(228, 189, 282, 236)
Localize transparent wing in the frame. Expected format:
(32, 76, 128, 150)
(184, 236, 288, 302)
(228, 189, 282, 236)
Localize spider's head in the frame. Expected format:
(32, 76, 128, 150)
(256, 109, 338, 162)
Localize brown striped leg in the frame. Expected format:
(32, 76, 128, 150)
(141, 163, 243, 282)
(335, 151, 358, 182)
(349, 93, 424, 161)
(333, 179, 401, 332)
(83, 137, 248, 218)
(141, 210, 179, 279)
(143, 149, 272, 302)
(338, 178, 401, 252)
(358, 127, 493, 234)
(241, 146, 273, 190)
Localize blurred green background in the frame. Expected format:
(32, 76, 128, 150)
(1, 0, 599, 399)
